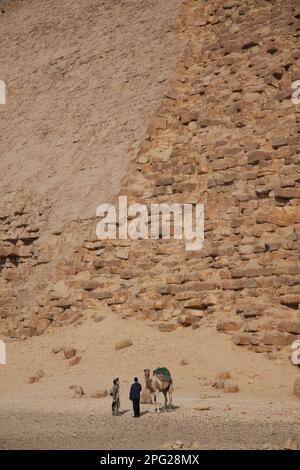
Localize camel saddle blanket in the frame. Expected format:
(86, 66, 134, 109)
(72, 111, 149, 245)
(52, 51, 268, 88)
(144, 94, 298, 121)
(154, 367, 172, 383)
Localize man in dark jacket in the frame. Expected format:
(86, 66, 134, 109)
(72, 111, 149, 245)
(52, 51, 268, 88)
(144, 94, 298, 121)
(129, 377, 142, 418)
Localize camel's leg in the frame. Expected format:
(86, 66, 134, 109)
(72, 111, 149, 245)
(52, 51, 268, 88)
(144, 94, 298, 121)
(168, 390, 173, 410)
(157, 391, 162, 413)
(156, 391, 163, 413)
(163, 391, 168, 411)
(152, 392, 158, 413)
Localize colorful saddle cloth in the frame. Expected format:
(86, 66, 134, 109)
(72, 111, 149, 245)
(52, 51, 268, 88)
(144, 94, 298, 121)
(154, 367, 172, 383)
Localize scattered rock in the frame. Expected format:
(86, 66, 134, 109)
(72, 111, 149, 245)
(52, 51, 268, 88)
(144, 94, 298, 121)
(223, 383, 239, 393)
(52, 347, 63, 354)
(70, 385, 84, 398)
(213, 380, 224, 390)
(69, 356, 80, 367)
(91, 389, 108, 398)
(218, 371, 231, 380)
(29, 376, 39, 384)
(94, 314, 105, 323)
(115, 339, 133, 351)
(180, 359, 188, 366)
(28, 369, 45, 384)
(64, 348, 76, 359)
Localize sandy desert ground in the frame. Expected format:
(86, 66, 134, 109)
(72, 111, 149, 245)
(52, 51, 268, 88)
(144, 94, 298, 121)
(1, 310, 300, 450)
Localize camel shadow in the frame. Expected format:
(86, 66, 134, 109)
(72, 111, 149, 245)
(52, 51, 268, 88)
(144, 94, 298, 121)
(159, 405, 180, 413)
(119, 409, 130, 415)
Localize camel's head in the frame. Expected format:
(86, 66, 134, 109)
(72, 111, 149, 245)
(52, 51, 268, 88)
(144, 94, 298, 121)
(144, 368, 150, 378)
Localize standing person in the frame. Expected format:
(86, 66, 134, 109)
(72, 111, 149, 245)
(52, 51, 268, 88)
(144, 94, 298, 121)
(110, 378, 120, 416)
(129, 377, 142, 418)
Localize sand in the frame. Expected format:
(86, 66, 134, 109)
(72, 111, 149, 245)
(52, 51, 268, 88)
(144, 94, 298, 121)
(0, 310, 300, 449)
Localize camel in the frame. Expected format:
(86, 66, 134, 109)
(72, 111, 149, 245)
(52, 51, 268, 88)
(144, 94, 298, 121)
(144, 368, 174, 412)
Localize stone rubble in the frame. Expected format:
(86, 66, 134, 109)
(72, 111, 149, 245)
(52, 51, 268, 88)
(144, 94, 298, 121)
(69, 385, 84, 399)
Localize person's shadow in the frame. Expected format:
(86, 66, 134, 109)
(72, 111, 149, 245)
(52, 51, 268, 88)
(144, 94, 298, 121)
(118, 407, 179, 416)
